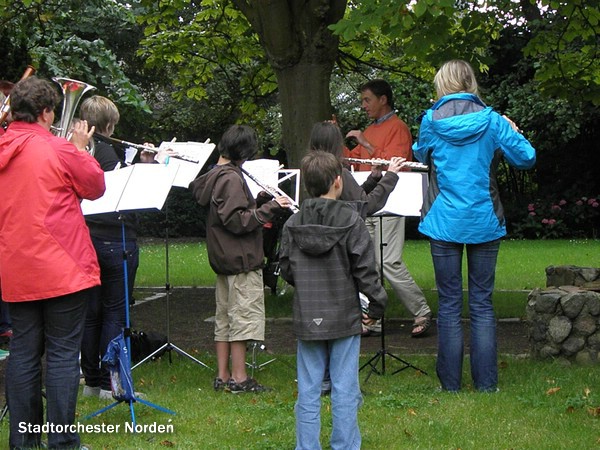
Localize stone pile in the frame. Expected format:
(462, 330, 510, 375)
(526, 265, 600, 364)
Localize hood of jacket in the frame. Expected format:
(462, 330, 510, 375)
(0, 122, 41, 170)
(426, 93, 491, 146)
(286, 198, 360, 256)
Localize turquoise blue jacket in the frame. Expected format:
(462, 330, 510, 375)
(413, 93, 536, 244)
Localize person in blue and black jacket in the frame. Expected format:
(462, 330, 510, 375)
(413, 59, 536, 393)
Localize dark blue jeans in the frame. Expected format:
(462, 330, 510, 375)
(430, 239, 500, 392)
(7, 290, 89, 449)
(80, 237, 138, 391)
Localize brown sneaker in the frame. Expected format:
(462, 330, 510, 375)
(226, 377, 271, 394)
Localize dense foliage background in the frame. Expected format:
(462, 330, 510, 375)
(1, 0, 598, 239)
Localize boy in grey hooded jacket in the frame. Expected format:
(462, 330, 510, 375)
(279, 150, 387, 450)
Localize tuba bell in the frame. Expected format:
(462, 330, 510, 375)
(52, 77, 96, 155)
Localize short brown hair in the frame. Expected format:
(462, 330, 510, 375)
(301, 150, 342, 198)
(80, 95, 120, 134)
(10, 77, 60, 123)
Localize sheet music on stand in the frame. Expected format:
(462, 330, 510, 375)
(80, 164, 179, 215)
(351, 171, 428, 217)
(157, 141, 216, 188)
(242, 158, 300, 205)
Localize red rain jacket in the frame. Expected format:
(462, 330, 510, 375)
(0, 121, 105, 301)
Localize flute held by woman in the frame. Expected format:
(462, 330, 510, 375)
(344, 157, 428, 171)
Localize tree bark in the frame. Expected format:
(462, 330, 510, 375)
(232, 0, 347, 168)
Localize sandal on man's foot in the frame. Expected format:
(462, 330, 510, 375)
(412, 313, 432, 337)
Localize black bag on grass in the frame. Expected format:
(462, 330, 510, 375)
(129, 330, 167, 363)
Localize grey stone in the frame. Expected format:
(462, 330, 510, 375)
(533, 293, 561, 314)
(588, 332, 600, 350)
(560, 292, 587, 318)
(585, 293, 600, 316)
(546, 265, 576, 287)
(573, 314, 597, 337)
(548, 316, 571, 343)
(579, 267, 600, 283)
(562, 336, 585, 356)
(575, 350, 598, 365)
(539, 345, 560, 359)
(530, 320, 548, 342)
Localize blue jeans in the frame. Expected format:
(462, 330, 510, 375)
(7, 290, 89, 449)
(296, 335, 362, 450)
(430, 239, 500, 392)
(81, 237, 138, 390)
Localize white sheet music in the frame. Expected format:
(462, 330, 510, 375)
(351, 171, 427, 217)
(242, 159, 282, 198)
(158, 141, 216, 188)
(81, 164, 179, 215)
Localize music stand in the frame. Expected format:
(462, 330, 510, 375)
(350, 171, 429, 382)
(131, 201, 210, 370)
(128, 141, 216, 371)
(359, 215, 427, 382)
(81, 163, 180, 424)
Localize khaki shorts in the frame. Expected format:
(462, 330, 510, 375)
(214, 270, 265, 342)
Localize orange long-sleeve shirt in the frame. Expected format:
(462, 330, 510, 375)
(345, 114, 413, 171)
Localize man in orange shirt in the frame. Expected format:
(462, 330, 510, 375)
(345, 79, 432, 337)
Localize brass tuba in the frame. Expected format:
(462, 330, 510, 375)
(52, 77, 96, 154)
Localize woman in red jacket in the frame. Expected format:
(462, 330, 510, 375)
(0, 76, 105, 449)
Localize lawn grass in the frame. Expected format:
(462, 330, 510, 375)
(136, 238, 599, 290)
(136, 238, 600, 319)
(0, 240, 597, 449)
(2, 355, 594, 449)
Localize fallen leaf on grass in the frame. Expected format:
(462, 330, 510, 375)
(587, 407, 600, 417)
(546, 387, 561, 395)
(160, 440, 174, 447)
(584, 387, 591, 398)
(566, 406, 575, 413)
(407, 408, 417, 416)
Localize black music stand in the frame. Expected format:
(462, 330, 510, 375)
(131, 202, 210, 370)
(360, 215, 427, 382)
(81, 163, 181, 425)
(127, 142, 215, 370)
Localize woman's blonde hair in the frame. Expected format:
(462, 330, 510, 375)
(433, 60, 479, 98)
(79, 95, 120, 134)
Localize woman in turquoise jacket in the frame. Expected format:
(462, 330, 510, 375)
(413, 60, 536, 392)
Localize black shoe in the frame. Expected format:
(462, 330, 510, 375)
(213, 377, 228, 391)
(226, 377, 271, 394)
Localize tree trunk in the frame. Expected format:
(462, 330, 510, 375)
(232, 0, 347, 168)
(276, 60, 335, 169)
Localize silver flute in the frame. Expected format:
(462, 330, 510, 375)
(107, 138, 201, 164)
(344, 157, 428, 171)
(240, 167, 299, 213)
